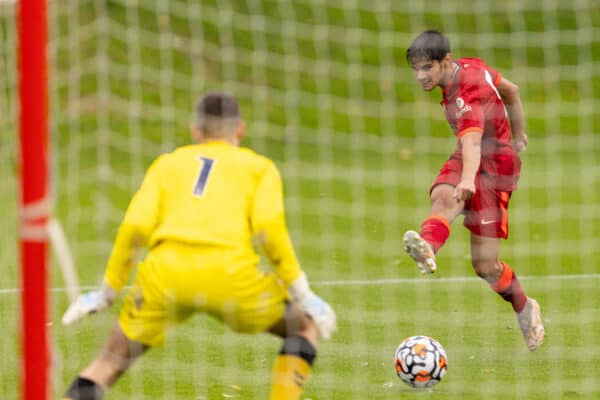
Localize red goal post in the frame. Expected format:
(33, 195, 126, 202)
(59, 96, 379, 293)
(18, 0, 50, 399)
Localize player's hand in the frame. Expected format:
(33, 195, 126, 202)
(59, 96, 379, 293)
(512, 133, 528, 153)
(453, 180, 475, 202)
(297, 292, 337, 340)
(289, 274, 337, 340)
(61, 284, 116, 325)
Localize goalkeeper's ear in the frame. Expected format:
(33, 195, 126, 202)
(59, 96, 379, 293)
(190, 123, 203, 143)
(234, 120, 246, 144)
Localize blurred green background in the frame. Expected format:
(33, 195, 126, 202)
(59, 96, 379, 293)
(1, 1, 599, 399)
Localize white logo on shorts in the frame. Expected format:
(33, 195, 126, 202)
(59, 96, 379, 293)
(481, 219, 496, 225)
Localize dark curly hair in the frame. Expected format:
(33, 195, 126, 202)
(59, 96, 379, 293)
(406, 29, 451, 65)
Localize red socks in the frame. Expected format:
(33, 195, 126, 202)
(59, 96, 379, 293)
(490, 262, 527, 312)
(420, 215, 450, 253)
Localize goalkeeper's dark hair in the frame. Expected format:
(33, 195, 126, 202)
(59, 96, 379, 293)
(195, 92, 241, 137)
(406, 29, 451, 65)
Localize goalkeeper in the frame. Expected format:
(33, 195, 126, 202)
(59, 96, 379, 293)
(62, 92, 336, 400)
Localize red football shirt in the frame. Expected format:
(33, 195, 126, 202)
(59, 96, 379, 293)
(441, 57, 521, 191)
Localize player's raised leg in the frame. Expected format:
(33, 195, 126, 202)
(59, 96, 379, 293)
(63, 322, 148, 400)
(404, 184, 462, 274)
(470, 234, 544, 351)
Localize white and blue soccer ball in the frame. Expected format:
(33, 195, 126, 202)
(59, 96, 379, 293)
(394, 335, 448, 388)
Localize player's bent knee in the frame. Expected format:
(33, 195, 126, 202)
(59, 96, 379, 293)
(268, 303, 318, 343)
(296, 315, 320, 346)
(472, 261, 502, 283)
(430, 185, 463, 216)
(289, 305, 320, 342)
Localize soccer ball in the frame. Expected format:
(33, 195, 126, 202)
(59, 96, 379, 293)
(394, 335, 448, 388)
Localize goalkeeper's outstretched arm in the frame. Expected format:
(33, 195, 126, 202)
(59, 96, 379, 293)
(61, 222, 148, 325)
(251, 161, 337, 339)
(62, 158, 161, 325)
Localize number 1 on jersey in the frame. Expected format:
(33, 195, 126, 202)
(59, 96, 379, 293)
(193, 157, 215, 197)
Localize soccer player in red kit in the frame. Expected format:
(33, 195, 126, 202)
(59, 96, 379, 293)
(403, 30, 544, 351)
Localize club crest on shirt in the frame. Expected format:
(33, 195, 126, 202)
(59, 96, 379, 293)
(455, 97, 472, 119)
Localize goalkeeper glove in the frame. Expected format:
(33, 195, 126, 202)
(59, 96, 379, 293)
(61, 284, 116, 325)
(288, 274, 337, 340)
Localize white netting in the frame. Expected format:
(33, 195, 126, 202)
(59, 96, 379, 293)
(1, 1, 599, 398)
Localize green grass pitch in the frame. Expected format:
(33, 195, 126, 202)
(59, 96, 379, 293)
(1, 1, 600, 399)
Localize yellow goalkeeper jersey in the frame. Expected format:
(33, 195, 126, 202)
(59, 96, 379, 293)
(104, 141, 302, 293)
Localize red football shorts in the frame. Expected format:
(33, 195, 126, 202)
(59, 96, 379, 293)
(431, 158, 512, 239)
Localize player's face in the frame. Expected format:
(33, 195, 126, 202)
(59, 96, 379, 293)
(411, 59, 447, 91)
(411, 60, 442, 91)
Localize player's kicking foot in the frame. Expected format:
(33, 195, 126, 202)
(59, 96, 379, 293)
(403, 230, 437, 274)
(516, 297, 545, 351)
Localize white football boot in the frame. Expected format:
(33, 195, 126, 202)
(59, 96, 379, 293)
(403, 230, 437, 274)
(516, 297, 545, 351)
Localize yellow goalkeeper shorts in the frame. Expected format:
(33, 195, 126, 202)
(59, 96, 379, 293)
(118, 243, 288, 347)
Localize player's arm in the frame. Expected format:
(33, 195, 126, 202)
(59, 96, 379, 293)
(251, 162, 303, 285)
(251, 162, 337, 339)
(454, 130, 482, 202)
(103, 158, 162, 293)
(496, 77, 528, 152)
(63, 158, 162, 325)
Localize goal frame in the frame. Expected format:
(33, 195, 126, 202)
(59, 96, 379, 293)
(18, 0, 50, 399)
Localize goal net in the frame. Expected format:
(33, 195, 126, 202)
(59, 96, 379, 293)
(2, 1, 599, 398)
